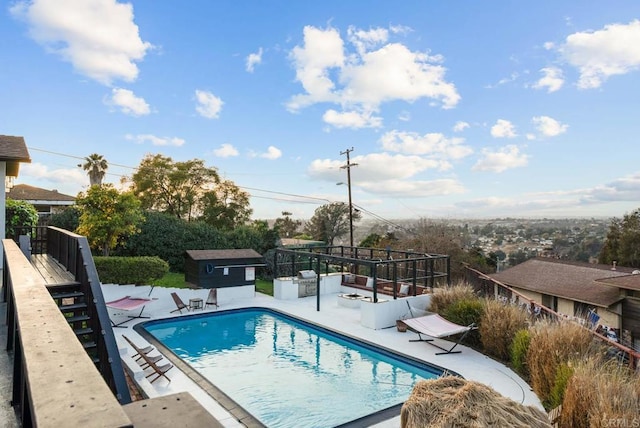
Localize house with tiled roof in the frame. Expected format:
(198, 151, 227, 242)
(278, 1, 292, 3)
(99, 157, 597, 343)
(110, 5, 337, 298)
(6, 184, 75, 216)
(491, 257, 640, 350)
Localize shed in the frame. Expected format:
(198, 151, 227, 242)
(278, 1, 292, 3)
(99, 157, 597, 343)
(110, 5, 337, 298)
(185, 249, 265, 289)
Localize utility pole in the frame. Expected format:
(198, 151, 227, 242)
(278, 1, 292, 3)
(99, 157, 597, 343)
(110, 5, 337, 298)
(340, 148, 357, 249)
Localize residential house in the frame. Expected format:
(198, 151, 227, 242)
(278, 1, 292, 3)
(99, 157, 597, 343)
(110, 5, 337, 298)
(491, 257, 640, 350)
(7, 184, 75, 220)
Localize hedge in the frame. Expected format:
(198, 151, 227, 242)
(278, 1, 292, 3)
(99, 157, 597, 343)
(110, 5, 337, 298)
(94, 256, 169, 285)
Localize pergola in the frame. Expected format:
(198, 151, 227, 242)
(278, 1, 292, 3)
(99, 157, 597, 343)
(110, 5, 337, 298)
(274, 245, 450, 310)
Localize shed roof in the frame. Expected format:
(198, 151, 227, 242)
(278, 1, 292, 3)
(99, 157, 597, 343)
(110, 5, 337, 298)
(0, 135, 31, 176)
(490, 257, 629, 307)
(7, 184, 76, 202)
(185, 249, 263, 261)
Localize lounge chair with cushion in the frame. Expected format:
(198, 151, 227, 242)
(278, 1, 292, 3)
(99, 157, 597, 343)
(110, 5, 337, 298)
(170, 292, 190, 314)
(205, 288, 219, 309)
(400, 313, 476, 355)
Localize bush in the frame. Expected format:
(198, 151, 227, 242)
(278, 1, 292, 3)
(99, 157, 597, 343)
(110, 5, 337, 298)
(561, 357, 640, 428)
(526, 320, 593, 409)
(94, 256, 169, 285)
(49, 206, 80, 232)
(510, 329, 531, 379)
(5, 199, 38, 239)
(428, 282, 476, 314)
(547, 362, 574, 410)
(480, 299, 529, 361)
(442, 298, 484, 348)
(115, 211, 277, 272)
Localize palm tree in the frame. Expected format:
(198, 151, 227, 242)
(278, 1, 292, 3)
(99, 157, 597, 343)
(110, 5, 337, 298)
(82, 153, 108, 186)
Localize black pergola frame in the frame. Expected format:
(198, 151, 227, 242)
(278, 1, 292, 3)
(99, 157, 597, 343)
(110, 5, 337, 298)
(274, 245, 451, 311)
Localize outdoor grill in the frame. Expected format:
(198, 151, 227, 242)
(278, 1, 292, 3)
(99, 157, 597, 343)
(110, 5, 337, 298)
(297, 270, 317, 297)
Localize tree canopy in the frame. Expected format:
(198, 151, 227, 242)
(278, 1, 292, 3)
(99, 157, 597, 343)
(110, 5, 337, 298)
(200, 179, 252, 229)
(304, 202, 361, 246)
(82, 153, 108, 186)
(130, 154, 220, 221)
(274, 211, 302, 239)
(599, 208, 640, 267)
(76, 184, 144, 256)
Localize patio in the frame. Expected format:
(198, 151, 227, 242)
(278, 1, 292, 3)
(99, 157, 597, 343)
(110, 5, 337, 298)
(101, 282, 544, 428)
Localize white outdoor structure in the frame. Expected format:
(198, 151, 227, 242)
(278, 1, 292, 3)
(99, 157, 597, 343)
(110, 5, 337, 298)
(0, 135, 31, 265)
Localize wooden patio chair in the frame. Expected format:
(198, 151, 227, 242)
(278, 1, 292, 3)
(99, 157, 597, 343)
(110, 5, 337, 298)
(170, 292, 190, 314)
(122, 335, 154, 363)
(205, 288, 219, 309)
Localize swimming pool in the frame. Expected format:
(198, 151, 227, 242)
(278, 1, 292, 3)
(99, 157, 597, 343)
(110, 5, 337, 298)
(140, 308, 448, 427)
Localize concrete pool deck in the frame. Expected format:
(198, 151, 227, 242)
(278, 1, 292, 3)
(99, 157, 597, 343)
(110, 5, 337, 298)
(102, 283, 544, 427)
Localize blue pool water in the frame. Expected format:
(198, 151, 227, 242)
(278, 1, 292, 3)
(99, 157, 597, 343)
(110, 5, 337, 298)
(141, 308, 444, 427)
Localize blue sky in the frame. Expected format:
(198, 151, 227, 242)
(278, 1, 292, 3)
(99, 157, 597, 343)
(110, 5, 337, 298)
(2, 1, 640, 221)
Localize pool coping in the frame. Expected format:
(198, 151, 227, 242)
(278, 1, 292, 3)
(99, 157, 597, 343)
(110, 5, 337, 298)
(134, 306, 461, 428)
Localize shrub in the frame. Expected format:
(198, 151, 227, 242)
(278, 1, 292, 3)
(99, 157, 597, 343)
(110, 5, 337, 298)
(510, 329, 531, 379)
(560, 357, 640, 428)
(526, 320, 593, 409)
(547, 362, 574, 410)
(49, 206, 80, 232)
(480, 299, 529, 361)
(428, 282, 476, 314)
(5, 199, 38, 239)
(94, 256, 169, 285)
(442, 298, 484, 348)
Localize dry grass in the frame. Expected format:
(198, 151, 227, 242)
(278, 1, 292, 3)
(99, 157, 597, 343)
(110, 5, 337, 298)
(400, 376, 551, 428)
(429, 282, 476, 314)
(480, 299, 529, 361)
(526, 320, 593, 408)
(560, 357, 640, 428)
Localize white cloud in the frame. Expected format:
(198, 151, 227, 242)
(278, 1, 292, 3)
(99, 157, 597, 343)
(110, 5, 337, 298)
(212, 143, 239, 158)
(246, 47, 263, 73)
(379, 130, 472, 159)
(472, 145, 528, 173)
(20, 162, 85, 184)
(287, 25, 459, 112)
(322, 109, 382, 129)
(125, 134, 185, 147)
(308, 152, 448, 184)
(556, 20, 640, 89)
(260, 146, 282, 160)
(10, 0, 152, 85)
(106, 88, 150, 116)
(490, 119, 517, 138)
(580, 172, 640, 203)
(347, 26, 389, 55)
(532, 116, 568, 137)
(356, 178, 465, 197)
(532, 67, 564, 93)
(288, 26, 345, 108)
(195, 90, 223, 119)
(453, 121, 469, 132)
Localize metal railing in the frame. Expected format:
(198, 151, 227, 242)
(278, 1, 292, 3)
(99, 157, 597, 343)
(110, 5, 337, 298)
(45, 226, 131, 403)
(3, 238, 133, 427)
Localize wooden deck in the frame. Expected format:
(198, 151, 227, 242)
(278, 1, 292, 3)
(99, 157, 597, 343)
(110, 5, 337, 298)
(30, 254, 76, 285)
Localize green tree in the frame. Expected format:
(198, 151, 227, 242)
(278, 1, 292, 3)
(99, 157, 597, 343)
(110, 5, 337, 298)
(274, 211, 302, 239)
(82, 153, 108, 186)
(76, 184, 144, 256)
(5, 199, 38, 239)
(599, 209, 640, 267)
(200, 179, 252, 229)
(130, 154, 219, 221)
(304, 202, 361, 246)
(49, 206, 81, 232)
